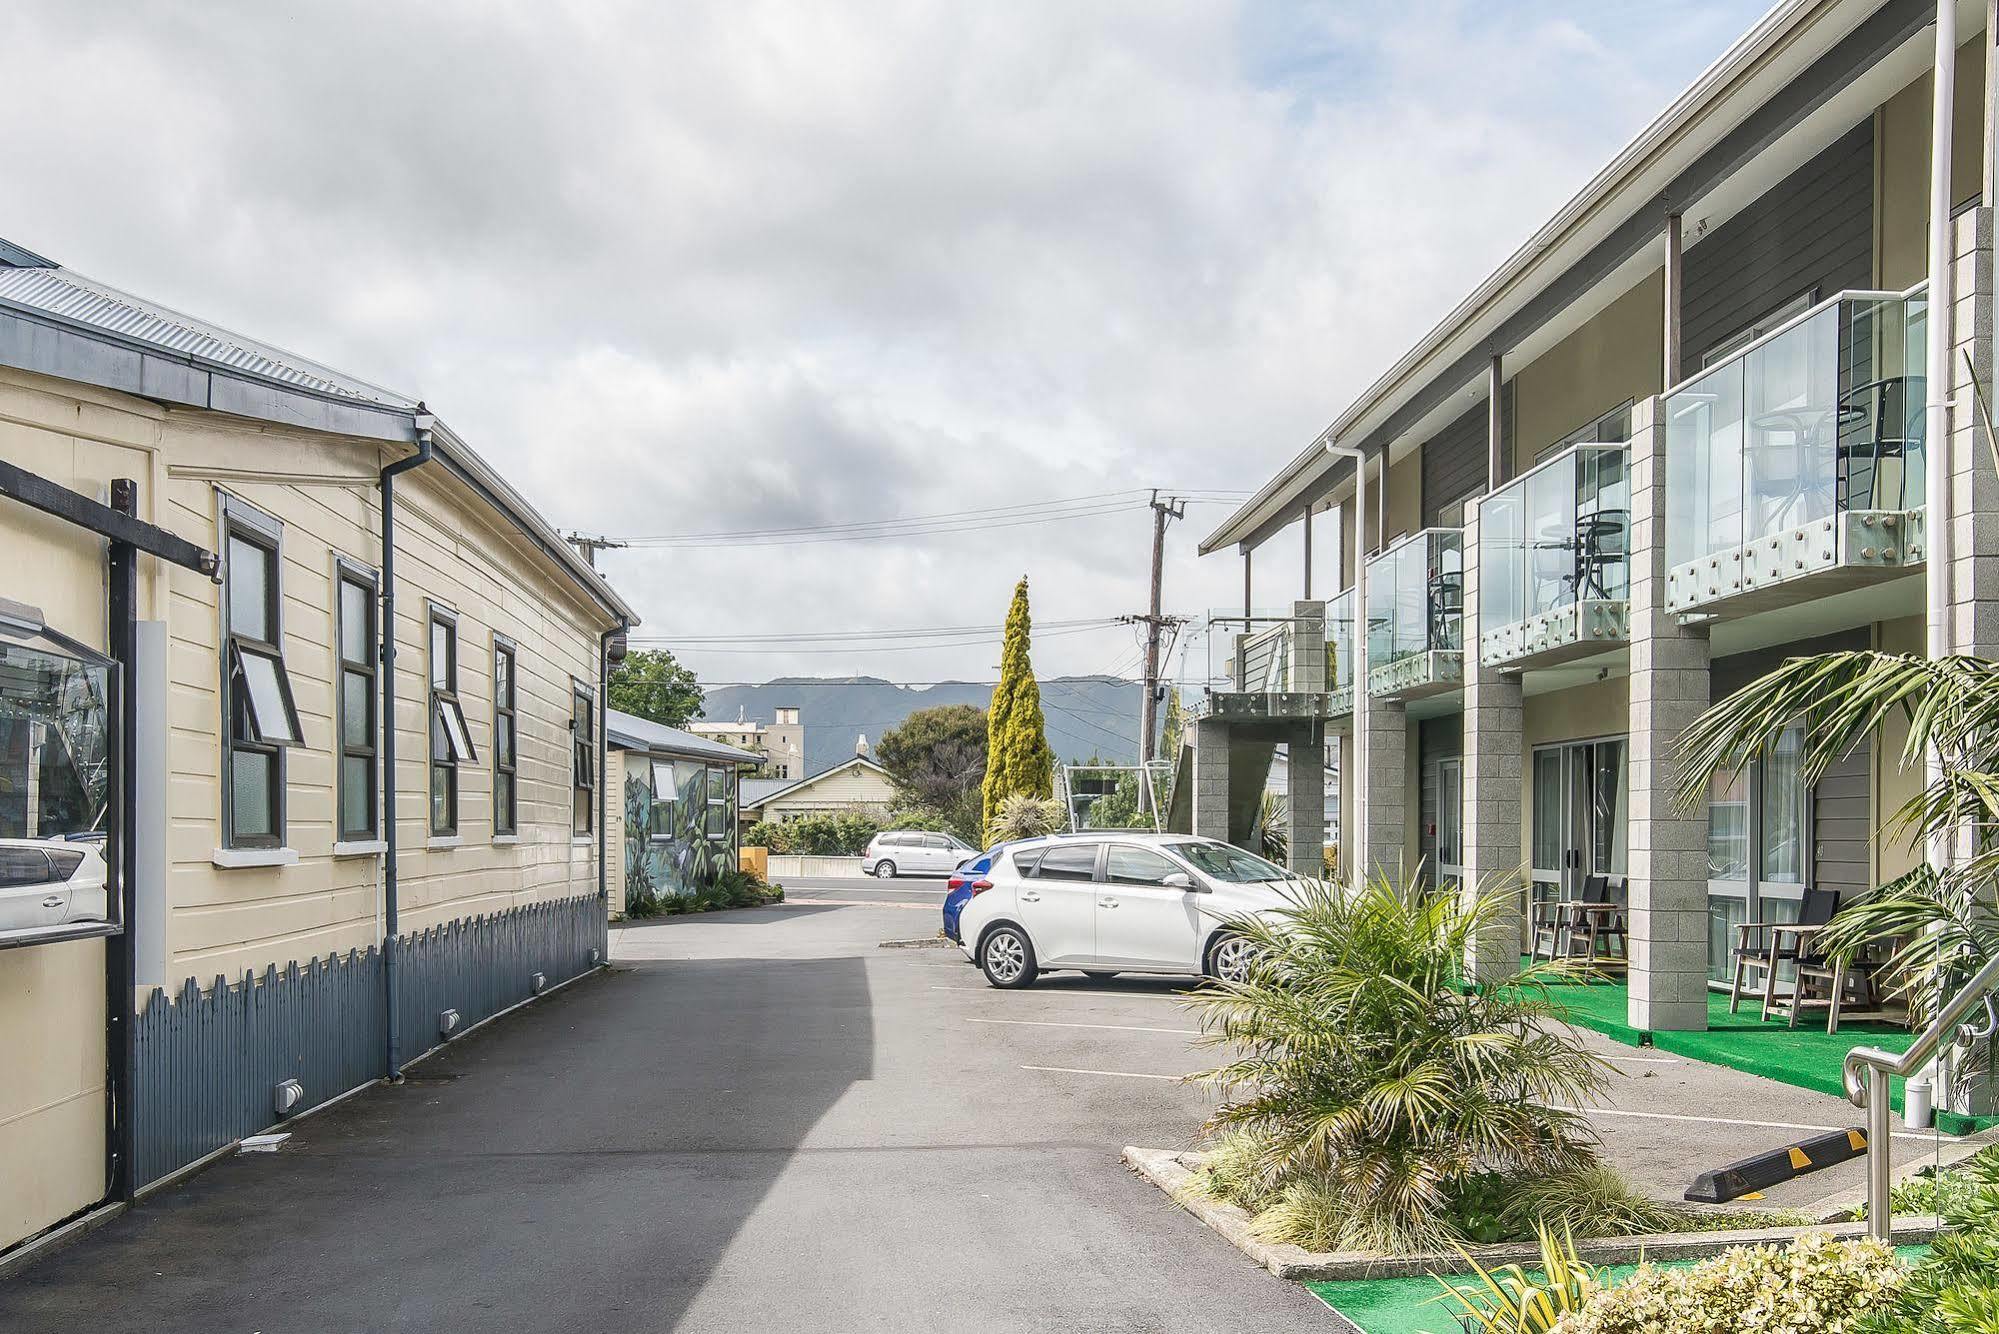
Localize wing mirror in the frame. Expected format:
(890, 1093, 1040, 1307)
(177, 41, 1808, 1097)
(1162, 872, 1195, 890)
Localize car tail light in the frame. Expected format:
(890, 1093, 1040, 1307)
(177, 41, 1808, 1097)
(947, 876, 966, 890)
(969, 879, 993, 895)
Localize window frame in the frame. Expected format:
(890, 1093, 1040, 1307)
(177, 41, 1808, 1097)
(334, 558, 380, 842)
(1028, 841, 1103, 882)
(428, 604, 475, 837)
(492, 635, 518, 837)
(571, 681, 595, 836)
(1105, 843, 1181, 887)
(219, 495, 296, 851)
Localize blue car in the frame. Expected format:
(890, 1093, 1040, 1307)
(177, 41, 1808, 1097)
(944, 842, 1027, 943)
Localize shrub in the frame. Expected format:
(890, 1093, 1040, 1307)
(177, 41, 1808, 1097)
(623, 889, 666, 920)
(743, 811, 879, 856)
(1436, 1224, 1603, 1334)
(1552, 1233, 1904, 1334)
(1856, 1147, 1999, 1333)
(991, 793, 1066, 841)
(1188, 873, 1610, 1254)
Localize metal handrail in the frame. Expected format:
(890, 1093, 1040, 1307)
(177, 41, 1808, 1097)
(1845, 951, 1999, 1238)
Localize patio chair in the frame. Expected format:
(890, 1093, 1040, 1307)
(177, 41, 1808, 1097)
(1561, 875, 1627, 972)
(1729, 888, 1839, 1023)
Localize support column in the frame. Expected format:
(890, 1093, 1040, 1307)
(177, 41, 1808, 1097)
(1460, 500, 1524, 982)
(1284, 723, 1325, 877)
(1626, 395, 1710, 1032)
(1487, 356, 1506, 488)
(1302, 505, 1314, 599)
(1357, 692, 1407, 884)
(1663, 213, 1683, 388)
(1949, 207, 1998, 659)
(1191, 716, 1232, 845)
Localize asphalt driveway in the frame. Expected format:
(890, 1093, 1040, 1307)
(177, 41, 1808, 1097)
(0, 900, 1326, 1333)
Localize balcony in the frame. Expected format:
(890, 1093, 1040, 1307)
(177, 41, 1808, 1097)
(1192, 605, 1338, 722)
(1664, 288, 1927, 618)
(1366, 528, 1463, 700)
(1478, 443, 1630, 668)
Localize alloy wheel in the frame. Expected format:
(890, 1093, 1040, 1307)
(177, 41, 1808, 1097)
(1212, 935, 1255, 983)
(985, 932, 1026, 984)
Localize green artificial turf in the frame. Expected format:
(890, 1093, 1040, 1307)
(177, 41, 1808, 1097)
(1306, 1248, 1930, 1333)
(1539, 974, 1917, 1111)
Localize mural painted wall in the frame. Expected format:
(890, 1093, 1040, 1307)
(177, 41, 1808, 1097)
(624, 757, 739, 902)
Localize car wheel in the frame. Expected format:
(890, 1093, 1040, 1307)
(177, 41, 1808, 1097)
(873, 860, 897, 879)
(1207, 933, 1256, 984)
(980, 925, 1038, 989)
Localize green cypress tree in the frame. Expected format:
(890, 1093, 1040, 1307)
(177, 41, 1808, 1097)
(982, 576, 1054, 838)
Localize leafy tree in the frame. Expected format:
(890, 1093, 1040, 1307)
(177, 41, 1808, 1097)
(742, 811, 880, 856)
(1084, 769, 1149, 829)
(981, 577, 1054, 838)
(877, 704, 988, 838)
(608, 648, 704, 728)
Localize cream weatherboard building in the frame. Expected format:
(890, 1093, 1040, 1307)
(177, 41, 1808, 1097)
(0, 239, 634, 1255)
(1194, 0, 1997, 1112)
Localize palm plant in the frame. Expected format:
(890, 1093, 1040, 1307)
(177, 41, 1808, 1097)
(1255, 790, 1289, 863)
(1187, 873, 1613, 1253)
(1675, 652, 1999, 1027)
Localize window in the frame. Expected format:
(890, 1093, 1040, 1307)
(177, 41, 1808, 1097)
(572, 683, 595, 835)
(705, 765, 733, 839)
(1106, 845, 1179, 886)
(221, 497, 301, 849)
(428, 607, 475, 836)
(335, 562, 379, 842)
(649, 760, 677, 839)
(1029, 843, 1100, 881)
(1167, 841, 1288, 883)
(1702, 291, 1817, 369)
(1538, 401, 1634, 465)
(493, 639, 517, 836)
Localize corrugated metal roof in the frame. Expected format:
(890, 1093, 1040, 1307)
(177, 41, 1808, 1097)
(0, 263, 417, 409)
(606, 709, 760, 764)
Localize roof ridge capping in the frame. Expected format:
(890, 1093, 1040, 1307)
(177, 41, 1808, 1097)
(1199, 0, 1881, 555)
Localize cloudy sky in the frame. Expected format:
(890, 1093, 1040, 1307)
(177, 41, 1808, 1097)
(10, 0, 1767, 692)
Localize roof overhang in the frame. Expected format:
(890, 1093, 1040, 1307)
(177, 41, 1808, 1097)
(1201, 0, 1947, 556)
(0, 274, 636, 625)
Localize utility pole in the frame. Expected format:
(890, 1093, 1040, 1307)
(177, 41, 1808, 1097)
(565, 532, 627, 570)
(1134, 491, 1187, 768)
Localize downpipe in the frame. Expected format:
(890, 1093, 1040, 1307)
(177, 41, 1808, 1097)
(378, 408, 435, 1081)
(1325, 443, 1366, 889)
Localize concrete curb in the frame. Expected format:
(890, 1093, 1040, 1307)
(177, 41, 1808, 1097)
(1121, 1146, 1945, 1282)
(877, 937, 954, 950)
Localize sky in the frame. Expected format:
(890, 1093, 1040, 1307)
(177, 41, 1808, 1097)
(7, 0, 1771, 693)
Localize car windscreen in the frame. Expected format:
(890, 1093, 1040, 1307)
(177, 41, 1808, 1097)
(1168, 841, 1289, 883)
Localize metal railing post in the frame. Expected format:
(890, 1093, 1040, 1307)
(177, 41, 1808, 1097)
(1867, 1065, 1892, 1240)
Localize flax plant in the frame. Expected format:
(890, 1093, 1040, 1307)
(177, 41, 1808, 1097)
(1187, 874, 1613, 1254)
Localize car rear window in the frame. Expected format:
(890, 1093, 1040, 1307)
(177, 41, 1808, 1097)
(46, 848, 85, 879)
(0, 847, 53, 887)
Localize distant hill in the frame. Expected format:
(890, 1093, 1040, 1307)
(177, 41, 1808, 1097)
(699, 676, 1145, 777)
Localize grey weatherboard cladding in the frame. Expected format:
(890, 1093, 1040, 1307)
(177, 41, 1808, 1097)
(133, 894, 604, 1189)
(1678, 118, 1876, 378)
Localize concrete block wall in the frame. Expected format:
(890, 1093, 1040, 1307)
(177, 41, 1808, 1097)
(1459, 501, 1526, 982)
(1625, 395, 1712, 1031)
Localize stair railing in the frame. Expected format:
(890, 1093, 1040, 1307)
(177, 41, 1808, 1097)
(1844, 951, 1999, 1238)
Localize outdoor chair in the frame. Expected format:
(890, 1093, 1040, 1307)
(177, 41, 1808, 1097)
(1530, 875, 1626, 974)
(1729, 888, 1870, 1028)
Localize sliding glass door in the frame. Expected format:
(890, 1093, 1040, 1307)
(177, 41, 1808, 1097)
(1530, 738, 1628, 903)
(1706, 726, 1809, 984)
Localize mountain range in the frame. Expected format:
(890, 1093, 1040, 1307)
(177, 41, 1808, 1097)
(699, 676, 1146, 778)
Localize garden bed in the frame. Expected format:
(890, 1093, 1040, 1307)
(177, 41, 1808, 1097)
(1121, 1146, 1942, 1283)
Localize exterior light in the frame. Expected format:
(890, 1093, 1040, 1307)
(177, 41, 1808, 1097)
(273, 1078, 304, 1117)
(439, 1008, 461, 1038)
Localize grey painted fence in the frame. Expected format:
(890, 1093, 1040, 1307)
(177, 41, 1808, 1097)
(133, 894, 605, 1190)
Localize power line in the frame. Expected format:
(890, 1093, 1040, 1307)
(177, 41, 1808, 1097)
(633, 616, 1129, 645)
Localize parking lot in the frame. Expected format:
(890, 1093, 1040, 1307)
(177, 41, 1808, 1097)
(3, 891, 1978, 1332)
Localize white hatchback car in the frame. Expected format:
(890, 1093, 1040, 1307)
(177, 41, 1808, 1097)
(0, 837, 109, 934)
(956, 832, 1298, 988)
(863, 829, 977, 879)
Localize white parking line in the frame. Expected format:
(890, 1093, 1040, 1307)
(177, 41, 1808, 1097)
(929, 985, 1190, 1000)
(1599, 1054, 1680, 1065)
(968, 1018, 1200, 1036)
(1562, 1104, 1937, 1143)
(1021, 1064, 1186, 1081)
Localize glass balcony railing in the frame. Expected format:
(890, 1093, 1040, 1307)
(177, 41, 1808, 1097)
(1366, 528, 1463, 696)
(1187, 604, 1340, 720)
(1326, 588, 1355, 714)
(1477, 443, 1630, 665)
(1664, 288, 1926, 612)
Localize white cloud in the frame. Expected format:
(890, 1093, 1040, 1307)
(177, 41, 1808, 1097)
(4, 0, 1768, 688)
